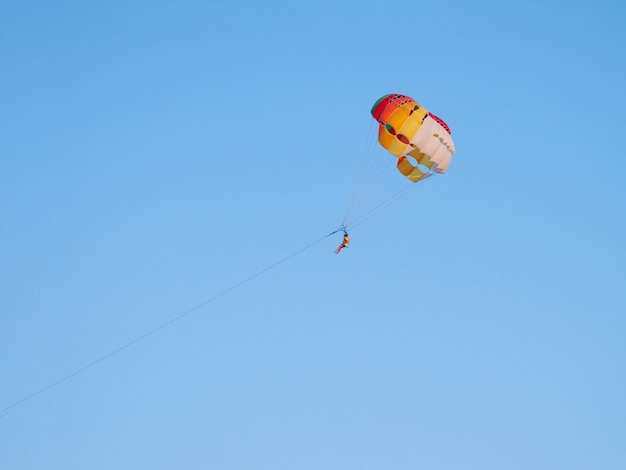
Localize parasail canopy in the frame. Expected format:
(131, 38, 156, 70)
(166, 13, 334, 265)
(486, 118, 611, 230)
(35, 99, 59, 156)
(371, 94, 455, 182)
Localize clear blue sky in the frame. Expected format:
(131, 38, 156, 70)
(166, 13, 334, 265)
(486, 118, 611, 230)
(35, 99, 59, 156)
(2, 1, 625, 469)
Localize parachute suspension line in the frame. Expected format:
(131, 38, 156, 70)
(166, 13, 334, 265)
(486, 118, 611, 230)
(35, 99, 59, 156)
(346, 175, 429, 230)
(343, 120, 405, 229)
(343, 116, 427, 230)
(345, 156, 396, 227)
(343, 119, 377, 228)
(0, 231, 335, 418)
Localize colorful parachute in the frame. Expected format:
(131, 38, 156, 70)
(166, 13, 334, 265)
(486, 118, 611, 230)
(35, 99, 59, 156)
(371, 94, 455, 182)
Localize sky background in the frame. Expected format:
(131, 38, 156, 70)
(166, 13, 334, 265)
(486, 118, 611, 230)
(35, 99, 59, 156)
(1, 1, 625, 469)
